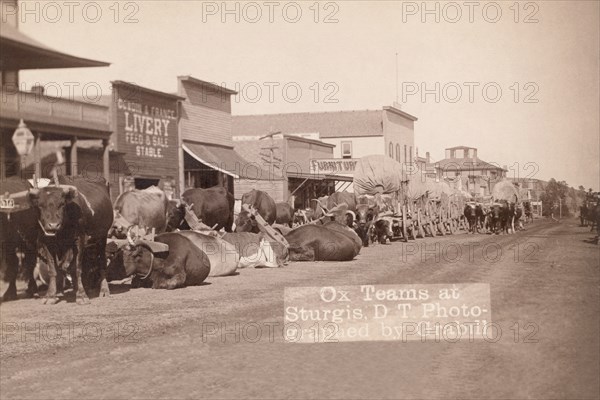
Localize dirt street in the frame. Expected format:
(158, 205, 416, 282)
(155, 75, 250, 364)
(1, 219, 598, 399)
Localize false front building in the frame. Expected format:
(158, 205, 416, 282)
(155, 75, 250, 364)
(232, 105, 418, 200)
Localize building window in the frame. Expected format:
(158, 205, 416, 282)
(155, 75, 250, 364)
(409, 146, 413, 164)
(395, 144, 400, 162)
(389, 142, 393, 158)
(341, 141, 352, 159)
(404, 145, 407, 163)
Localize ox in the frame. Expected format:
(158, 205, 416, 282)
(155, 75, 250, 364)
(323, 221, 362, 257)
(235, 189, 276, 233)
(121, 233, 211, 289)
(168, 186, 235, 232)
(284, 224, 356, 261)
(1, 178, 39, 301)
(275, 202, 294, 228)
(221, 232, 288, 268)
(327, 191, 356, 212)
(464, 202, 484, 234)
(111, 186, 168, 238)
(176, 231, 239, 276)
(28, 176, 113, 304)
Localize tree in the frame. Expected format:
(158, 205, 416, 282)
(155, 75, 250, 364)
(540, 178, 571, 216)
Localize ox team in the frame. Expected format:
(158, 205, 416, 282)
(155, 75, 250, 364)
(2, 179, 530, 304)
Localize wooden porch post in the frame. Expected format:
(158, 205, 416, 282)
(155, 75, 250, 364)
(102, 139, 110, 181)
(70, 137, 78, 176)
(34, 132, 42, 179)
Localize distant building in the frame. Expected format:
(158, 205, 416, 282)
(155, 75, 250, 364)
(232, 105, 417, 192)
(509, 177, 547, 201)
(435, 146, 507, 196)
(414, 149, 436, 179)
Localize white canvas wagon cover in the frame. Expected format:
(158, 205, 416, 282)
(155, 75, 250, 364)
(353, 155, 407, 196)
(492, 179, 520, 202)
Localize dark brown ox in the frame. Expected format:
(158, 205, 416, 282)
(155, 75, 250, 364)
(168, 186, 234, 232)
(235, 189, 276, 233)
(284, 224, 356, 261)
(111, 186, 168, 238)
(275, 202, 294, 227)
(121, 232, 211, 289)
(323, 221, 362, 257)
(1, 178, 40, 301)
(28, 176, 113, 304)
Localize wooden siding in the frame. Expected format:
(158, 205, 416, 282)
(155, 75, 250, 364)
(111, 84, 180, 197)
(180, 104, 232, 147)
(234, 179, 287, 202)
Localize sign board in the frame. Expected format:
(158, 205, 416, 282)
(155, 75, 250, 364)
(0, 198, 15, 209)
(12, 120, 34, 156)
(310, 158, 359, 175)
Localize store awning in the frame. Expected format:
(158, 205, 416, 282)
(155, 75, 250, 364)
(0, 22, 109, 70)
(287, 171, 354, 182)
(183, 142, 280, 180)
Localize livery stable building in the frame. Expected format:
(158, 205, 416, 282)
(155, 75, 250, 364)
(65, 78, 278, 202)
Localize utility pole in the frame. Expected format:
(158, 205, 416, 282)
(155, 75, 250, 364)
(259, 129, 281, 174)
(559, 197, 562, 219)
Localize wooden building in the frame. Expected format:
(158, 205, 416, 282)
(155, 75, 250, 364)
(0, 1, 111, 184)
(177, 76, 282, 199)
(108, 81, 183, 199)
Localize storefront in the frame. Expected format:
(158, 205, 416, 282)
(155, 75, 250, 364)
(177, 76, 280, 198)
(232, 133, 351, 206)
(109, 81, 183, 200)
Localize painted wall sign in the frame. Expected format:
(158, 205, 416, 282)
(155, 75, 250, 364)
(310, 158, 358, 174)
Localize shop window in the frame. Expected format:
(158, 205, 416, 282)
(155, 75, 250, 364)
(395, 144, 400, 162)
(404, 145, 407, 163)
(341, 141, 352, 159)
(389, 142, 393, 158)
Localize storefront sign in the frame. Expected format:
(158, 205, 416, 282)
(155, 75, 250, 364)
(116, 95, 177, 159)
(310, 158, 358, 174)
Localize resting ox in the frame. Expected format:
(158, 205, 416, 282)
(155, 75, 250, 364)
(323, 221, 362, 257)
(235, 189, 277, 233)
(111, 186, 168, 238)
(284, 224, 357, 261)
(28, 176, 113, 304)
(121, 232, 211, 289)
(176, 231, 239, 276)
(221, 232, 288, 268)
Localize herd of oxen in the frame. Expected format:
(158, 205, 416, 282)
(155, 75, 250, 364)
(1, 174, 535, 305)
(579, 193, 600, 236)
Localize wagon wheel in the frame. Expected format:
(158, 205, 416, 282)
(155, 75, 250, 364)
(437, 205, 446, 236)
(417, 209, 425, 239)
(425, 202, 436, 237)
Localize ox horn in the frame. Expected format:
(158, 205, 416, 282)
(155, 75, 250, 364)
(126, 226, 136, 246)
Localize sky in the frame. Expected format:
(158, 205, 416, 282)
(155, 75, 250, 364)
(12, 0, 600, 190)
